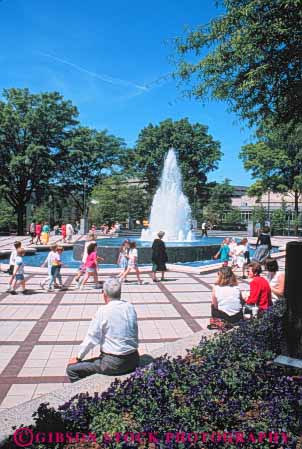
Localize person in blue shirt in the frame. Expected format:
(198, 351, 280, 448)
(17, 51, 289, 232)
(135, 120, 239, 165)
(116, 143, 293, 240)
(214, 238, 230, 266)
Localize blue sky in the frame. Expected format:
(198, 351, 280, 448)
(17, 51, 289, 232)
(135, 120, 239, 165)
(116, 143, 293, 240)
(0, 0, 254, 185)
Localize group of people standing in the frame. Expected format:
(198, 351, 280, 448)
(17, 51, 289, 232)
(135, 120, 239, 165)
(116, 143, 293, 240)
(117, 231, 168, 284)
(29, 221, 76, 245)
(214, 226, 272, 278)
(29, 221, 51, 245)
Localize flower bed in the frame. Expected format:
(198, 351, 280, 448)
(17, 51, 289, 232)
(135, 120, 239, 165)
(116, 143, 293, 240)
(2, 302, 302, 449)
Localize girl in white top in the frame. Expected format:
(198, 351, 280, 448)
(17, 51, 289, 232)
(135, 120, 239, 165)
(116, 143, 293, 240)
(234, 241, 246, 268)
(211, 267, 243, 323)
(264, 258, 285, 302)
(120, 242, 142, 284)
(229, 238, 238, 267)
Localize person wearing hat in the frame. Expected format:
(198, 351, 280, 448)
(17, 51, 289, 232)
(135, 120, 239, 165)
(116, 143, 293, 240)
(151, 231, 168, 282)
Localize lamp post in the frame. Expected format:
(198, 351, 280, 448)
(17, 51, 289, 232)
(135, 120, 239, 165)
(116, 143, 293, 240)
(80, 179, 88, 234)
(193, 187, 197, 218)
(83, 179, 87, 219)
(267, 188, 271, 226)
(48, 194, 53, 226)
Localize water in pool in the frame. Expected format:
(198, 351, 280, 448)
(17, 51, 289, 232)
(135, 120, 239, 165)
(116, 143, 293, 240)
(0, 238, 278, 268)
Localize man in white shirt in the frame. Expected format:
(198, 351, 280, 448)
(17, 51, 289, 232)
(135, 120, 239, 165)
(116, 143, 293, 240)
(66, 277, 139, 382)
(201, 221, 208, 237)
(66, 223, 74, 242)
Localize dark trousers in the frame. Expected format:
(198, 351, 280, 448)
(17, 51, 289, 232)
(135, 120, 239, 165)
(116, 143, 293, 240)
(66, 351, 140, 383)
(211, 305, 243, 324)
(201, 229, 208, 237)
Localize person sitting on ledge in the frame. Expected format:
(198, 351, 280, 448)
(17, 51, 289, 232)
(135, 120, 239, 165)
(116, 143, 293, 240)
(66, 277, 139, 383)
(210, 267, 243, 324)
(264, 257, 285, 302)
(245, 262, 272, 313)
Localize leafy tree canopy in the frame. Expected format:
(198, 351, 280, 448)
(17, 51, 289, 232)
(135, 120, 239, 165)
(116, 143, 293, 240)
(0, 199, 16, 231)
(89, 177, 150, 225)
(174, 0, 302, 126)
(240, 121, 302, 212)
(271, 207, 287, 231)
(252, 205, 267, 225)
(203, 178, 234, 223)
(130, 118, 221, 203)
(57, 126, 127, 213)
(0, 88, 78, 233)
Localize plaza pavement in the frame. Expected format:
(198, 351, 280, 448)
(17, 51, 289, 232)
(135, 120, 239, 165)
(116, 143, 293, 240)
(0, 234, 288, 412)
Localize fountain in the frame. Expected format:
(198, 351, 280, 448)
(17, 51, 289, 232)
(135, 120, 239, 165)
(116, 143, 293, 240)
(73, 149, 223, 264)
(141, 149, 193, 241)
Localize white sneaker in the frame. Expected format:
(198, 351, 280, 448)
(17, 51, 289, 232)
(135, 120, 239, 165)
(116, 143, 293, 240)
(6, 285, 12, 292)
(75, 280, 80, 288)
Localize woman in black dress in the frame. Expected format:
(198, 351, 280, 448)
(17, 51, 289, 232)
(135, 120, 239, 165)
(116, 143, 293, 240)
(151, 231, 168, 282)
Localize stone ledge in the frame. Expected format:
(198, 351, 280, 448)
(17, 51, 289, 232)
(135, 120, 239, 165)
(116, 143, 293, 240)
(0, 329, 213, 442)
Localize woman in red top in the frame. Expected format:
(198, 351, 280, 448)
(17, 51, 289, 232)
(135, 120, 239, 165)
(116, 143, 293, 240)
(80, 243, 103, 289)
(245, 262, 272, 313)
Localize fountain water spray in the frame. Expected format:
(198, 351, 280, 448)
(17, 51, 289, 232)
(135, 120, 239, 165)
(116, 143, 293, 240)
(141, 149, 193, 241)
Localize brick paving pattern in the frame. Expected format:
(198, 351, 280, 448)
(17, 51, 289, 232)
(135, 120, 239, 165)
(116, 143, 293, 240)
(0, 235, 286, 411)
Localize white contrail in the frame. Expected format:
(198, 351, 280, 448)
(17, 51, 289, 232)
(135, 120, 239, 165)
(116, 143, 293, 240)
(38, 51, 149, 91)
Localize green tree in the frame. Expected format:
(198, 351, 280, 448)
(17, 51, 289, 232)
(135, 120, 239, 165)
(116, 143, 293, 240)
(271, 208, 287, 234)
(252, 205, 266, 227)
(174, 0, 302, 125)
(131, 118, 221, 203)
(32, 204, 50, 224)
(240, 122, 302, 215)
(0, 88, 78, 234)
(224, 209, 242, 224)
(57, 127, 127, 215)
(203, 179, 234, 223)
(0, 199, 16, 231)
(89, 177, 150, 225)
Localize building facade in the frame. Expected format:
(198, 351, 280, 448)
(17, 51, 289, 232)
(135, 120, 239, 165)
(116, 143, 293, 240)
(231, 186, 300, 223)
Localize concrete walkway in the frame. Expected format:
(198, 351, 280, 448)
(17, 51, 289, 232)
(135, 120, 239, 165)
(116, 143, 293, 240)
(0, 234, 288, 413)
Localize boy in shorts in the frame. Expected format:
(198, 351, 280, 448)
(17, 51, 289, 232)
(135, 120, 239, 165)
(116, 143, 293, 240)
(40, 244, 58, 289)
(7, 241, 22, 292)
(9, 248, 27, 295)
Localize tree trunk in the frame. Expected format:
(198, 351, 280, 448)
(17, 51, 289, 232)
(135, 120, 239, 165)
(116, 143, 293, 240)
(17, 206, 25, 235)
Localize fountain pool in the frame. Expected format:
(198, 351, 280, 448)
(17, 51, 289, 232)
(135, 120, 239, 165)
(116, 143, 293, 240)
(0, 239, 278, 268)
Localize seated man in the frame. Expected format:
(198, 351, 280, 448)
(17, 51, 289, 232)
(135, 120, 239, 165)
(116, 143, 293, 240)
(66, 277, 139, 383)
(245, 262, 272, 313)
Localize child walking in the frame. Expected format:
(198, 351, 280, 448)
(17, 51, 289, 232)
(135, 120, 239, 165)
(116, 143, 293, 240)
(7, 241, 21, 277)
(40, 244, 58, 290)
(74, 234, 96, 288)
(7, 241, 22, 293)
(120, 242, 142, 284)
(9, 248, 27, 295)
(48, 246, 64, 291)
(214, 238, 230, 266)
(117, 240, 129, 282)
(80, 243, 102, 289)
